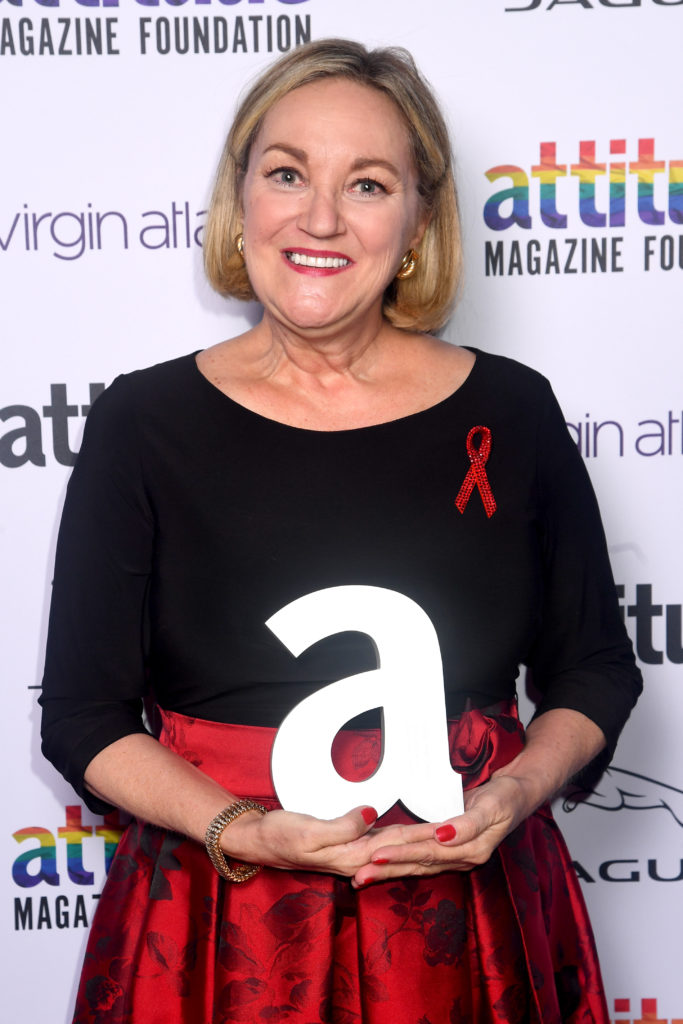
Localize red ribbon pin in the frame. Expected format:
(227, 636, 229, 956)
(455, 426, 497, 518)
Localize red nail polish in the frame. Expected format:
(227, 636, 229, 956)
(361, 807, 378, 825)
(435, 824, 456, 843)
(373, 858, 389, 865)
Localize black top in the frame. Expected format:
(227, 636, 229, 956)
(40, 349, 642, 812)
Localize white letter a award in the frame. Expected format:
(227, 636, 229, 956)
(267, 585, 463, 822)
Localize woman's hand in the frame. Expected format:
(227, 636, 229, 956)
(222, 804, 399, 877)
(349, 774, 536, 887)
(350, 707, 608, 887)
(221, 785, 530, 880)
(84, 735, 393, 878)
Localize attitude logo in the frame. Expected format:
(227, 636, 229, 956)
(1, 382, 104, 468)
(483, 138, 683, 276)
(617, 583, 683, 666)
(0, 0, 312, 58)
(12, 805, 125, 931)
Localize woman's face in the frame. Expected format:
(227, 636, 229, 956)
(240, 77, 427, 337)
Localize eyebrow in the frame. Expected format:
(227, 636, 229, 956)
(262, 144, 401, 178)
(351, 157, 401, 177)
(263, 143, 307, 162)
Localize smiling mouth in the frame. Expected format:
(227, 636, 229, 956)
(284, 251, 351, 269)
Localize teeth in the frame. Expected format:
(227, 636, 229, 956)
(287, 252, 349, 268)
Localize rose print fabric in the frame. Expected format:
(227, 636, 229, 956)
(72, 706, 609, 1024)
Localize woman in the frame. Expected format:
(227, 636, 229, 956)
(41, 39, 641, 1024)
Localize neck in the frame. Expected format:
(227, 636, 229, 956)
(249, 310, 395, 389)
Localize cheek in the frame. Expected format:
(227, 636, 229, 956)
(364, 202, 420, 249)
(243, 193, 298, 238)
(361, 222, 413, 271)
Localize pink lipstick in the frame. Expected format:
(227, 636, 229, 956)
(282, 248, 353, 275)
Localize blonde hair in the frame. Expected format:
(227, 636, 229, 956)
(204, 38, 462, 334)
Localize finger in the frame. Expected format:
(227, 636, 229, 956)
(353, 836, 497, 886)
(376, 838, 444, 867)
(304, 805, 379, 848)
(364, 821, 447, 862)
(360, 820, 452, 860)
(433, 820, 471, 847)
(343, 805, 379, 834)
(369, 820, 435, 844)
(432, 805, 493, 848)
(372, 835, 461, 867)
(359, 818, 499, 875)
(250, 808, 380, 874)
(352, 846, 476, 887)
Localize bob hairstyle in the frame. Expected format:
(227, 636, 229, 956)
(204, 38, 462, 334)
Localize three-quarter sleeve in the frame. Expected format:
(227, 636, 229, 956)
(527, 383, 642, 759)
(40, 375, 154, 812)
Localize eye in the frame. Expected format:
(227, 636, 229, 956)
(266, 166, 303, 187)
(349, 178, 387, 197)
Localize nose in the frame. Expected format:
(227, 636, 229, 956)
(297, 187, 344, 238)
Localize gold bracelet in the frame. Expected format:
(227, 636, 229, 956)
(204, 799, 267, 883)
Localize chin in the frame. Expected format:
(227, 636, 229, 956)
(279, 304, 350, 332)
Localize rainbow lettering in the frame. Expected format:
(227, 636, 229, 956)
(12, 827, 59, 888)
(12, 805, 125, 888)
(484, 139, 683, 230)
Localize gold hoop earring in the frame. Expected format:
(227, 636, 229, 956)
(395, 248, 419, 280)
(235, 233, 245, 260)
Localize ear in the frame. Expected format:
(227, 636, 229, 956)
(410, 208, 431, 250)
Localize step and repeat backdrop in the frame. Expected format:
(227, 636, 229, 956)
(3, 1, 681, 1020)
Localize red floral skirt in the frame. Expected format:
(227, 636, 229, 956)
(73, 704, 608, 1024)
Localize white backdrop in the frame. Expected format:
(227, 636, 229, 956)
(3, 1, 682, 1020)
